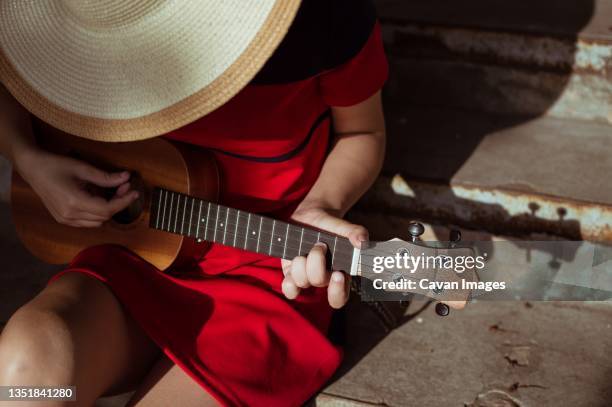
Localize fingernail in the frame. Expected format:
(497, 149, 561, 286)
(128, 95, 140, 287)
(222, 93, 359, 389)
(332, 272, 344, 283)
(315, 242, 327, 251)
(358, 236, 370, 250)
(120, 171, 130, 178)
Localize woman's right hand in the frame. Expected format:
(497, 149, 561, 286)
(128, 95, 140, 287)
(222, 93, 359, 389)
(15, 147, 139, 227)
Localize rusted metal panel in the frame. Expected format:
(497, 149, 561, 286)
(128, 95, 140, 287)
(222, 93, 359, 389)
(359, 175, 612, 242)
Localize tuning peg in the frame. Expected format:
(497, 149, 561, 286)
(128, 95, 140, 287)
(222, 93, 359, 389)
(407, 222, 425, 242)
(449, 229, 461, 246)
(435, 302, 450, 317)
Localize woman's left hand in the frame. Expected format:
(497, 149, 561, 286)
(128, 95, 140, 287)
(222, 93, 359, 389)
(280, 206, 368, 309)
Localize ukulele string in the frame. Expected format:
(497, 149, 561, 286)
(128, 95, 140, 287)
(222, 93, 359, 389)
(157, 219, 431, 275)
(154, 199, 426, 263)
(159, 218, 412, 262)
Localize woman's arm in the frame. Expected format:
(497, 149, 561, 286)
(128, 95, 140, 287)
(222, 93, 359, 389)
(296, 90, 385, 218)
(0, 84, 138, 227)
(281, 91, 385, 308)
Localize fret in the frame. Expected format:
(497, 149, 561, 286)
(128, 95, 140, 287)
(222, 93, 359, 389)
(300, 229, 319, 255)
(161, 189, 168, 231)
(232, 211, 248, 250)
(222, 206, 230, 244)
(281, 224, 301, 260)
(155, 189, 162, 229)
(173, 193, 180, 233)
(317, 232, 336, 252)
(269, 220, 288, 258)
(261, 217, 274, 256)
(187, 198, 194, 236)
(212, 203, 220, 242)
(233, 210, 240, 247)
(168, 192, 174, 232)
(204, 202, 211, 240)
(195, 200, 203, 239)
(332, 236, 338, 268)
(331, 237, 354, 271)
(256, 216, 263, 252)
(168, 192, 175, 233)
(282, 223, 290, 259)
(180, 195, 187, 235)
(299, 227, 304, 256)
(269, 220, 276, 255)
(244, 214, 251, 250)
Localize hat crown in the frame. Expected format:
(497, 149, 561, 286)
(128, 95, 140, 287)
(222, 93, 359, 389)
(61, 0, 166, 29)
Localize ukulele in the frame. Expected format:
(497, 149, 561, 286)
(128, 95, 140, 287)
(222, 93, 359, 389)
(11, 125, 478, 310)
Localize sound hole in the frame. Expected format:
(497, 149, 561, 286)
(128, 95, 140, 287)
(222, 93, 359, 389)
(112, 173, 145, 225)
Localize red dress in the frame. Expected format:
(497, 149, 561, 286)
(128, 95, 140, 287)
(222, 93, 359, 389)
(50, 2, 388, 405)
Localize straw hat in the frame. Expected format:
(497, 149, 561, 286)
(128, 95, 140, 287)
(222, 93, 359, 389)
(0, 0, 300, 142)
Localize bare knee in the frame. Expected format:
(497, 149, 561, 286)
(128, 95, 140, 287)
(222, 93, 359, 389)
(0, 304, 75, 386)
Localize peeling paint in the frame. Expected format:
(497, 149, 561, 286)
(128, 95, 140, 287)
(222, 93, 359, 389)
(380, 175, 612, 242)
(575, 40, 612, 72)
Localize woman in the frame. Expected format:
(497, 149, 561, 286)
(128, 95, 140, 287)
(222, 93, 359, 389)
(0, 1, 387, 405)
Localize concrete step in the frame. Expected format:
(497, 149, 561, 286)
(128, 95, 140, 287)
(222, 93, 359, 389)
(376, 0, 612, 123)
(368, 107, 612, 241)
(319, 213, 612, 407)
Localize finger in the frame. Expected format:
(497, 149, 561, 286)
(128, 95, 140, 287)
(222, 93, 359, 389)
(346, 225, 369, 250)
(281, 272, 300, 300)
(306, 242, 329, 287)
(114, 182, 131, 197)
(327, 271, 350, 309)
(65, 219, 103, 228)
(70, 211, 109, 222)
(290, 256, 310, 288)
(281, 259, 292, 276)
(76, 164, 131, 188)
(307, 215, 369, 249)
(74, 189, 139, 218)
(106, 191, 139, 215)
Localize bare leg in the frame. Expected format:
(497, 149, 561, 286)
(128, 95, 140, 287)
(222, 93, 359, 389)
(127, 357, 219, 407)
(0, 273, 161, 407)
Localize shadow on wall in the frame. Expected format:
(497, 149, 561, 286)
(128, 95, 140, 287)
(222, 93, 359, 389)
(374, 0, 596, 241)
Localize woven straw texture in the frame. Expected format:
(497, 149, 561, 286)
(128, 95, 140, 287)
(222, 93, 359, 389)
(0, 0, 301, 141)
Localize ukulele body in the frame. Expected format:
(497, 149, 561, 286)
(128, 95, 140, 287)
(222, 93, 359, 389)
(11, 123, 220, 270)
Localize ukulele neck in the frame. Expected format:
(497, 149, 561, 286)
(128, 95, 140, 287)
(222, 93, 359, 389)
(149, 188, 355, 271)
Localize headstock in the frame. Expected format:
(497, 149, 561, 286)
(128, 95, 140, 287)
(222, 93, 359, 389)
(357, 223, 480, 314)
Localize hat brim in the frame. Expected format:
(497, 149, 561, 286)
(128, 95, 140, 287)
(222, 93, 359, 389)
(0, 1, 301, 142)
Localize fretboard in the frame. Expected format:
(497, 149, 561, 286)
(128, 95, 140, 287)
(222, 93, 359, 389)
(149, 188, 354, 271)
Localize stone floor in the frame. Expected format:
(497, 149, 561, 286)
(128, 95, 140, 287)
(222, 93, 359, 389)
(2, 202, 612, 406)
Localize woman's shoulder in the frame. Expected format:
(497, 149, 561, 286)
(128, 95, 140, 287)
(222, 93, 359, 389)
(252, 0, 378, 85)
